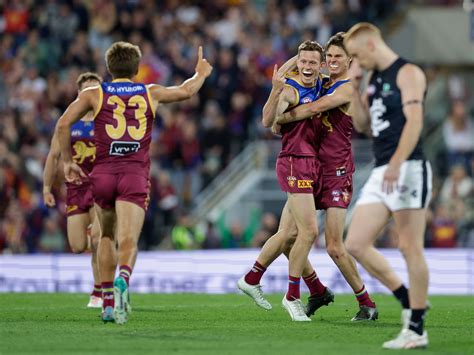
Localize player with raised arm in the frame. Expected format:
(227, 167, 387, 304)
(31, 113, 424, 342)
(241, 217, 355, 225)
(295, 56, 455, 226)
(239, 41, 325, 322)
(239, 34, 377, 321)
(43, 72, 104, 308)
(343, 23, 431, 349)
(56, 42, 212, 324)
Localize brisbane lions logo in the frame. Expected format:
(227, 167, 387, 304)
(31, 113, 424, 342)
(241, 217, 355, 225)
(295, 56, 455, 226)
(73, 141, 96, 164)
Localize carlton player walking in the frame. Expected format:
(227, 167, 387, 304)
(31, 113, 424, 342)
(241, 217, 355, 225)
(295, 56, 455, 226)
(56, 42, 212, 324)
(344, 23, 431, 349)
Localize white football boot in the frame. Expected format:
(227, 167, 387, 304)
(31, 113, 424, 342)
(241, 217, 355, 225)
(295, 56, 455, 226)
(87, 295, 103, 308)
(282, 296, 311, 322)
(237, 277, 272, 310)
(383, 329, 428, 350)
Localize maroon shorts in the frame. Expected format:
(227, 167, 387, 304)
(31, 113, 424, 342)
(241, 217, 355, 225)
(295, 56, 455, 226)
(315, 175, 353, 210)
(276, 156, 321, 195)
(66, 183, 94, 217)
(90, 172, 150, 211)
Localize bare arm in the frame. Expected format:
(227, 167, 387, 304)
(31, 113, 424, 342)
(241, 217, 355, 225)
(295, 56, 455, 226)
(348, 59, 371, 134)
(389, 64, 426, 166)
(270, 87, 295, 133)
(277, 55, 297, 76)
(56, 89, 96, 182)
(148, 46, 212, 106)
(382, 64, 426, 194)
(262, 64, 286, 127)
(43, 133, 61, 206)
(277, 83, 353, 124)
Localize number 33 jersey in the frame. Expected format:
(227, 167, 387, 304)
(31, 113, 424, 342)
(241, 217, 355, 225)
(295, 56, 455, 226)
(367, 57, 424, 167)
(92, 79, 156, 177)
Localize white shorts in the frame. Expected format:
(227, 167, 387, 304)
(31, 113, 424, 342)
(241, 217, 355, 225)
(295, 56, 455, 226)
(356, 160, 432, 211)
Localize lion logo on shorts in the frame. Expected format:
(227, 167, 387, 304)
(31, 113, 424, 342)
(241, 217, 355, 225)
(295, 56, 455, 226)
(73, 141, 96, 164)
(287, 176, 296, 188)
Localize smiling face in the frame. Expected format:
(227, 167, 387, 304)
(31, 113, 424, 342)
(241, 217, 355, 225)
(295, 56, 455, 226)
(325, 45, 350, 77)
(296, 50, 322, 86)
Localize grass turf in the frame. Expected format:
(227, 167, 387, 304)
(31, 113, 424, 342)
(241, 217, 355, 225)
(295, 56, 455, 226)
(0, 293, 472, 354)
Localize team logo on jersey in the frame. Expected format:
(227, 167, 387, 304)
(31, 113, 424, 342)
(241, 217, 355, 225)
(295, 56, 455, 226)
(110, 141, 141, 156)
(297, 180, 313, 188)
(367, 84, 376, 96)
(342, 189, 350, 203)
(287, 176, 296, 187)
(332, 190, 341, 202)
(370, 98, 390, 137)
(302, 97, 312, 103)
(73, 141, 96, 163)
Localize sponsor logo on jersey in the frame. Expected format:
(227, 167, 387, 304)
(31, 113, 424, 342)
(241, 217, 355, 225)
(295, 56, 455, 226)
(73, 141, 96, 163)
(381, 82, 393, 97)
(367, 84, 376, 96)
(287, 176, 296, 188)
(109, 141, 141, 156)
(336, 166, 346, 177)
(332, 190, 341, 201)
(71, 129, 83, 137)
(297, 180, 313, 188)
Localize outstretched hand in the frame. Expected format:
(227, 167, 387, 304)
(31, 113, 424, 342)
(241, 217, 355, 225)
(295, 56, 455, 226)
(195, 46, 213, 78)
(272, 64, 285, 93)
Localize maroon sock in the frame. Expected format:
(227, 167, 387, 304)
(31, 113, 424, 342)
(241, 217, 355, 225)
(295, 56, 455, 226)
(303, 271, 326, 296)
(91, 284, 102, 298)
(244, 261, 266, 285)
(355, 285, 376, 308)
(101, 281, 114, 309)
(119, 265, 132, 286)
(286, 275, 301, 301)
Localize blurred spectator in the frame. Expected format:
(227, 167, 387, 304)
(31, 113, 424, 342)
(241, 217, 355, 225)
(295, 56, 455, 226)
(442, 101, 474, 175)
(251, 212, 278, 248)
(38, 214, 66, 253)
(202, 221, 221, 249)
(429, 204, 458, 248)
(171, 211, 204, 250)
(218, 208, 261, 248)
(439, 165, 473, 204)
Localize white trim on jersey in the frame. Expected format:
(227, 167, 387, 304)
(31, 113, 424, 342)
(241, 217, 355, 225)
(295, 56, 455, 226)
(356, 160, 432, 211)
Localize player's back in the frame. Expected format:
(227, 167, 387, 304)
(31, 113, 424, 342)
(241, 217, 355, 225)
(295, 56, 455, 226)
(279, 75, 322, 158)
(69, 119, 95, 185)
(93, 79, 155, 177)
(318, 77, 354, 177)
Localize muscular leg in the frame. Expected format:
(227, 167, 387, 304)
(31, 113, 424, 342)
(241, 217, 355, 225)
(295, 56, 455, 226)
(393, 209, 429, 310)
(89, 208, 101, 289)
(95, 204, 117, 284)
(345, 203, 403, 291)
(287, 193, 318, 280)
(67, 213, 91, 253)
(325, 208, 363, 292)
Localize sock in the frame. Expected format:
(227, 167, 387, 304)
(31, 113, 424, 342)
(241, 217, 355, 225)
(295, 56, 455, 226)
(408, 309, 425, 335)
(119, 265, 132, 286)
(101, 281, 114, 309)
(286, 275, 300, 301)
(355, 285, 376, 308)
(303, 271, 326, 296)
(392, 284, 410, 309)
(244, 261, 266, 286)
(91, 284, 102, 298)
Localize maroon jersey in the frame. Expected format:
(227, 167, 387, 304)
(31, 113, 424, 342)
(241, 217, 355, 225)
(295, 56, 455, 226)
(93, 80, 155, 177)
(318, 78, 354, 177)
(68, 119, 95, 187)
(279, 76, 322, 158)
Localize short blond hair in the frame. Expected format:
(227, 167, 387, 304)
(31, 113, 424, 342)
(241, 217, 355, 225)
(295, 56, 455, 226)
(344, 22, 382, 45)
(105, 41, 142, 79)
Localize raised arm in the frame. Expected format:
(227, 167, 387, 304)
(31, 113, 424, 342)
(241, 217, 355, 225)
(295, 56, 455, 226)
(148, 46, 212, 107)
(348, 59, 371, 134)
(43, 133, 61, 207)
(382, 64, 426, 193)
(277, 82, 353, 124)
(262, 64, 286, 127)
(56, 88, 97, 183)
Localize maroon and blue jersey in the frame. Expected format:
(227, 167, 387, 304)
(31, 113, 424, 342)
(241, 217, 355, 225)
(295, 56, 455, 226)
(279, 75, 322, 157)
(68, 119, 95, 187)
(92, 79, 156, 177)
(318, 77, 355, 177)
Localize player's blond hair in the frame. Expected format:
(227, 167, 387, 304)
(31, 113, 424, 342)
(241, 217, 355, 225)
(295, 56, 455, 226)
(76, 72, 102, 90)
(105, 41, 142, 79)
(297, 40, 324, 61)
(344, 22, 382, 45)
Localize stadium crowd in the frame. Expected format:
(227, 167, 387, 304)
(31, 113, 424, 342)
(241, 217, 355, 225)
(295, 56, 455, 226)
(0, 0, 472, 253)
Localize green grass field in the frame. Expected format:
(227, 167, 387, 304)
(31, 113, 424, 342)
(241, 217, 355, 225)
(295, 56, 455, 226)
(0, 293, 472, 354)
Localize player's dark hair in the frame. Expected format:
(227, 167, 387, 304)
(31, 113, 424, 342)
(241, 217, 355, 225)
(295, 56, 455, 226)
(105, 41, 142, 79)
(297, 40, 324, 62)
(76, 72, 102, 90)
(325, 32, 348, 55)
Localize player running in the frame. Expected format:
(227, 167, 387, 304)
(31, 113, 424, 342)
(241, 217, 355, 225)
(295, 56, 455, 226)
(344, 23, 431, 349)
(43, 72, 103, 308)
(56, 42, 212, 324)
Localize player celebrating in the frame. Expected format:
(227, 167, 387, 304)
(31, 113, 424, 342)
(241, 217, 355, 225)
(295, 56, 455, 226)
(240, 41, 325, 322)
(343, 23, 431, 349)
(276, 32, 377, 320)
(56, 42, 212, 324)
(43, 72, 103, 308)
